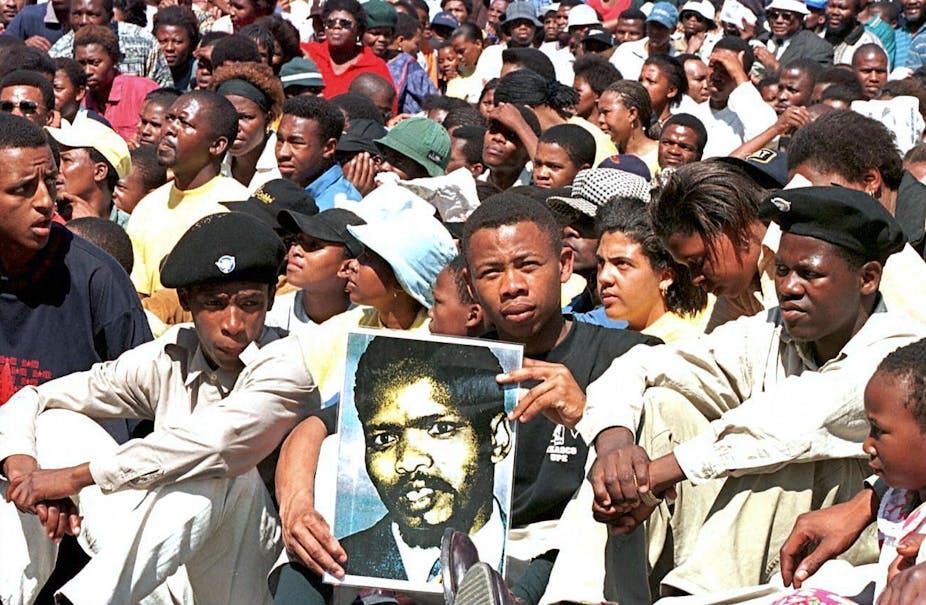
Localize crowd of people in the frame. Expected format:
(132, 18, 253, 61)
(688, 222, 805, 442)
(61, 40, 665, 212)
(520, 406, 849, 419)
(3, 0, 926, 603)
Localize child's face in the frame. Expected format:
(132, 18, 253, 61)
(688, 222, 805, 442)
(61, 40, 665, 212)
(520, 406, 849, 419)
(428, 268, 474, 337)
(863, 371, 926, 495)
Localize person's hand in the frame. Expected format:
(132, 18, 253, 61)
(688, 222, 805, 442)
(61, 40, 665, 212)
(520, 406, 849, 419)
(3, 454, 38, 483)
(498, 359, 586, 427)
(887, 533, 926, 584)
(779, 490, 877, 588)
(342, 152, 378, 197)
(279, 488, 347, 578)
(594, 497, 658, 533)
(753, 46, 779, 72)
(686, 31, 707, 54)
(589, 427, 651, 513)
(6, 464, 93, 511)
(24, 35, 52, 51)
(880, 558, 926, 605)
(35, 498, 82, 543)
(487, 102, 530, 133)
(386, 113, 414, 128)
(709, 47, 750, 86)
(775, 106, 812, 136)
(55, 191, 100, 221)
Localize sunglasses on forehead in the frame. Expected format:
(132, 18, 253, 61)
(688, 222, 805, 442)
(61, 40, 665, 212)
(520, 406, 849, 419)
(0, 100, 43, 115)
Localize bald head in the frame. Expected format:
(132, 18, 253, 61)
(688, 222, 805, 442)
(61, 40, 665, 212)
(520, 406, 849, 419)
(852, 43, 888, 99)
(348, 73, 396, 119)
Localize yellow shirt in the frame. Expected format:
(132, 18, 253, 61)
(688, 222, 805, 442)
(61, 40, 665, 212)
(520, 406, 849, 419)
(305, 306, 431, 406)
(127, 176, 249, 295)
(568, 115, 618, 168)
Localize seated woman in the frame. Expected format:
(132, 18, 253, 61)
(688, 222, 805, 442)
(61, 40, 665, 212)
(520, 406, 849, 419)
(596, 80, 660, 177)
(74, 24, 158, 143)
(639, 54, 690, 139)
(595, 196, 709, 343)
(153, 6, 199, 91)
(303, 0, 394, 100)
(212, 61, 285, 191)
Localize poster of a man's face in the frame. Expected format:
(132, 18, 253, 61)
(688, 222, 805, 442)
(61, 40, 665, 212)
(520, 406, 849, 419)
(324, 329, 521, 593)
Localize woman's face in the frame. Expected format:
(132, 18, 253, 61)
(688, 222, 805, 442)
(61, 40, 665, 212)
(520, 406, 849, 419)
(225, 94, 268, 157)
(573, 75, 597, 119)
(597, 91, 635, 148)
(639, 63, 676, 114)
(596, 230, 669, 331)
(155, 24, 194, 69)
(341, 248, 400, 308)
(324, 10, 360, 49)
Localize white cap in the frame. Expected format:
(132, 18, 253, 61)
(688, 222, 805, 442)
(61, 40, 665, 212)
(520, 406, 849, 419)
(720, 0, 757, 26)
(567, 3, 600, 28)
(680, 0, 715, 22)
(766, 0, 809, 16)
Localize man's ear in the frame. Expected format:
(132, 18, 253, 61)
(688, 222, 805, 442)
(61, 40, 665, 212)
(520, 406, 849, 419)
(92, 160, 108, 185)
(177, 287, 191, 311)
(559, 244, 574, 284)
(859, 260, 883, 297)
(464, 303, 484, 330)
(265, 282, 276, 311)
(45, 109, 60, 128)
(321, 136, 338, 161)
(210, 135, 230, 158)
(490, 412, 512, 463)
(469, 161, 486, 178)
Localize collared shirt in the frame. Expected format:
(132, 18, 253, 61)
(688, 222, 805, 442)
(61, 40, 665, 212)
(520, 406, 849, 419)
(220, 131, 282, 193)
(2, 2, 66, 44)
(826, 23, 886, 66)
(127, 176, 248, 295)
(900, 17, 926, 70)
(609, 37, 678, 81)
(49, 22, 173, 87)
(303, 41, 395, 100)
(578, 300, 925, 485)
(708, 222, 926, 329)
(688, 82, 778, 158)
(0, 325, 318, 492)
(393, 498, 507, 584)
(83, 72, 159, 143)
(306, 162, 361, 211)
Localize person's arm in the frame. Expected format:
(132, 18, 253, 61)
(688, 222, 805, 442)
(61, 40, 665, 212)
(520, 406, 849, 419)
(275, 415, 347, 578)
(487, 103, 540, 162)
(729, 106, 811, 158)
(88, 334, 319, 493)
(725, 79, 778, 143)
(778, 486, 879, 588)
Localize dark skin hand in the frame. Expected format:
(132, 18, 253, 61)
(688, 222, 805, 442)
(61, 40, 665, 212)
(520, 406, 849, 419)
(779, 487, 879, 588)
(2, 455, 89, 542)
(498, 358, 587, 427)
(881, 538, 926, 605)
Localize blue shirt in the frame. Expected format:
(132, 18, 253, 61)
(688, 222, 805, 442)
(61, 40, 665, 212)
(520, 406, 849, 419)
(3, 3, 66, 44)
(898, 18, 926, 69)
(305, 163, 361, 211)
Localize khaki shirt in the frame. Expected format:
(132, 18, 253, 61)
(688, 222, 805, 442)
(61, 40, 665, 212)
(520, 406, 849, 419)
(578, 300, 925, 484)
(0, 326, 318, 493)
(709, 223, 926, 331)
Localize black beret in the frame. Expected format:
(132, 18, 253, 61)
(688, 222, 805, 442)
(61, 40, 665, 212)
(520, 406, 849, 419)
(160, 212, 286, 288)
(220, 179, 319, 232)
(278, 208, 366, 257)
(759, 186, 907, 263)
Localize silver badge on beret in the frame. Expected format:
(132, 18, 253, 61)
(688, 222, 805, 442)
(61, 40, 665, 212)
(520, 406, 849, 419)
(769, 197, 791, 212)
(215, 255, 236, 274)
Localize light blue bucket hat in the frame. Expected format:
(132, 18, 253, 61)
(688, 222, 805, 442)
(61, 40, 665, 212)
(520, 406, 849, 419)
(347, 216, 457, 309)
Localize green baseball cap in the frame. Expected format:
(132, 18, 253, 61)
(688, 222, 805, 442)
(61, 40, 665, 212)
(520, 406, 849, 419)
(375, 117, 451, 178)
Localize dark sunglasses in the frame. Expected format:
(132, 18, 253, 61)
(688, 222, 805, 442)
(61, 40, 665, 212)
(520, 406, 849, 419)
(0, 100, 42, 114)
(325, 17, 356, 29)
(767, 10, 798, 20)
(680, 10, 707, 21)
